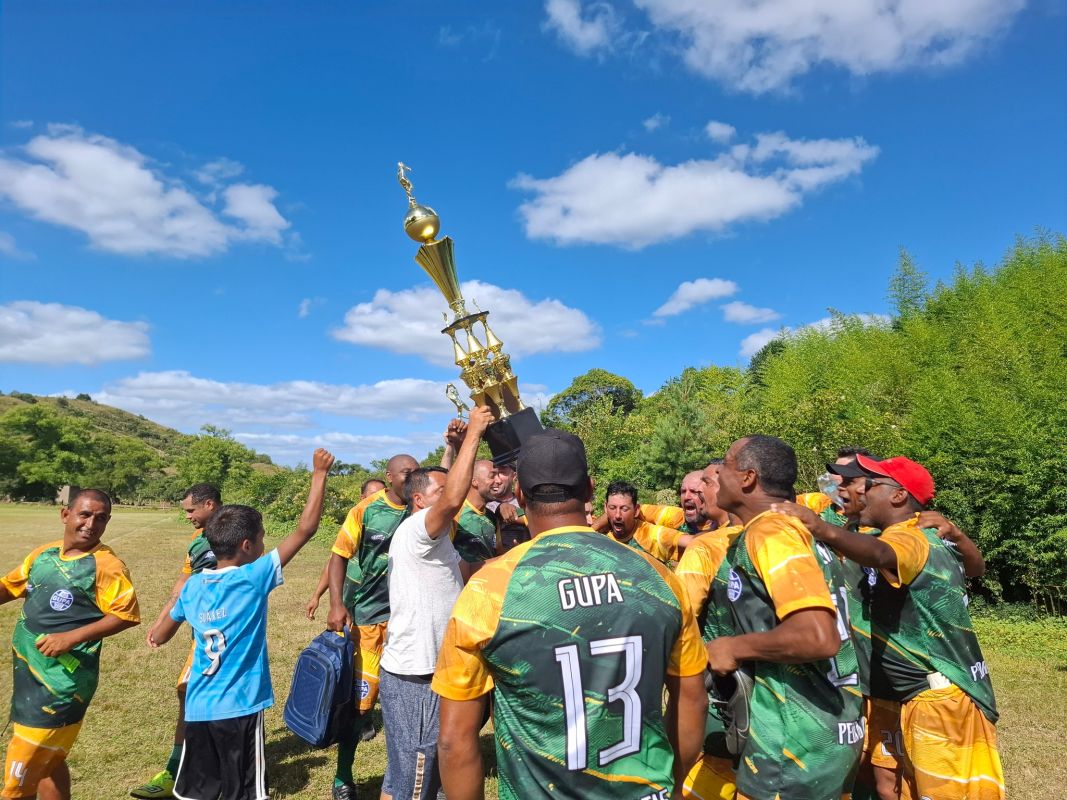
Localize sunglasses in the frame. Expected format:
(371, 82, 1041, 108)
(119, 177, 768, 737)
(864, 477, 901, 492)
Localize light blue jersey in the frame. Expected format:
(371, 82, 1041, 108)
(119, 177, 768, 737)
(171, 548, 284, 722)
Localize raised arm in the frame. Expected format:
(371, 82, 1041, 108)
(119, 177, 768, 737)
(773, 501, 900, 576)
(425, 406, 493, 538)
(276, 448, 336, 567)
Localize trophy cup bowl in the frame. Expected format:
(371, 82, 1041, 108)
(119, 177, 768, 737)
(403, 204, 440, 243)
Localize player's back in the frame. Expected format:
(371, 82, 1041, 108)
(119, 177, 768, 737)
(470, 526, 695, 799)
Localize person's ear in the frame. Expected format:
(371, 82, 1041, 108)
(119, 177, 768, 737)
(515, 483, 527, 509)
(739, 468, 758, 492)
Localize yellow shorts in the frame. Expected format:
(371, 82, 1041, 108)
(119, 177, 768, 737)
(864, 696, 903, 771)
(2, 722, 81, 799)
(355, 621, 387, 713)
(177, 641, 196, 689)
(681, 753, 736, 800)
(900, 685, 1005, 800)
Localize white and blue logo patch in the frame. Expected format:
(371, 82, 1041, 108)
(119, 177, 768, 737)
(864, 567, 878, 587)
(49, 589, 74, 612)
(727, 569, 742, 602)
(358, 680, 371, 700)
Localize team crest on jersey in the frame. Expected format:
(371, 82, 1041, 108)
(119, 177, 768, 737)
(359, 680, 371, 700)
(864, 567, 877, 586)
(49, 589, 74, 611)
(727, 569, 742, 602)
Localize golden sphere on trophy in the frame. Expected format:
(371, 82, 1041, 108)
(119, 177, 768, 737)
(403, 203, 440, 243)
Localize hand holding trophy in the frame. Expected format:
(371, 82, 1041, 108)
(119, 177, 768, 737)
(397, 163, 543, 465)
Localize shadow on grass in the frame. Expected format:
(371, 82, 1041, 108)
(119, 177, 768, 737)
(266, 727, 329, 796)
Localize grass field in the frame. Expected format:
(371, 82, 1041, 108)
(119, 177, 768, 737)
(1, 505, 1065, 798)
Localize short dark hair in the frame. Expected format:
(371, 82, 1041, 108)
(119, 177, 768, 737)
(605, 480, 638, 506)
(735, 435, 797, 500)
(707, 458, 724, 466)
(68, 488, 112, 512)
(184, 483, 221, 505)
(360, 478, 385, 495)
(836, 446, 880, 461)
(404, 467, 448, 503)
(204, 505, 263, 559)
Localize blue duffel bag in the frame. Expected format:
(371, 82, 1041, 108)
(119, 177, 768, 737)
(284, 627, 356, 747)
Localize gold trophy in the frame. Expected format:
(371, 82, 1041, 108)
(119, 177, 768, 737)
(397, 162, 543, 463)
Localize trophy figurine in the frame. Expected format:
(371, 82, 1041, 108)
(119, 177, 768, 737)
(397, 162, 543, 464)
(445, 383, 470, 420)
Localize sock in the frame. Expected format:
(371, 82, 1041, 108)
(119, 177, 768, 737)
(334, 716, 360, 785)
(165, 744, 182, 777)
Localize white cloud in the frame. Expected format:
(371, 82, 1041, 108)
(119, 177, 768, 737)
(738, 312, 892, 359)
(722, 300, 780, 324)
(543, 0, 619, 55)
(705, 121, 736, 143)
(740, 327, 780, 358)
(652, 278, 738, 318)
(332, 279, 601, 367)
(643, 112, 670, 131)
(631, 0, 1026, 93)
(194, 158, 245, 185)
(298, 299, 313, 319)
(0, 231, 33, 260)
(0, 126, 294, 258)
(512, 128, 878, 248)
(0, 301, 150, 365)
(95, 371, 453, 430)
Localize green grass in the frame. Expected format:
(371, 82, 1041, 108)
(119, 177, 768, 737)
(1, 505, 1064, 797)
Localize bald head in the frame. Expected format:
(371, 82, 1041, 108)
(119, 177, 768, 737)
(679, 471, 707, 527)
(471, 460, 497, 504)
(385, 454, 419, 500)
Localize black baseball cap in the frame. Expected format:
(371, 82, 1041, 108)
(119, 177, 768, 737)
(517, 428, 589, 502)
(826, 459, 866, 478)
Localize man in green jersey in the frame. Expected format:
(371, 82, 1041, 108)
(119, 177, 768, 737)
(706, 436, 865, 800)
(326, 453, 417, 800)
(2, 489, 140, 800)
(434, 429, 708, 800)
(132, 484, 221, 799)
(452, 459, 499, 568)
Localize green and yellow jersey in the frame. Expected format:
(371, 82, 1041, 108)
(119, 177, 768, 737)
(715, 511, 864, 800)
(640, 504, 712, 535)
(869, 516, 997, 722)
(432, 525, 706, 799)
(331, 489, 408, 625)
(609, 520, 685, 565)
(180, 528, 216, 576)
(453, 499, 498, 563)
(2, 541, 140, 728)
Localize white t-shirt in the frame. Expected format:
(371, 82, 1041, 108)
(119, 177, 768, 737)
(380, 507, 464, 676)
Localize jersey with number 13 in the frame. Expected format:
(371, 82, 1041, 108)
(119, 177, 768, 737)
(170, 548, 284, 722)
(432, 526, 706, 799)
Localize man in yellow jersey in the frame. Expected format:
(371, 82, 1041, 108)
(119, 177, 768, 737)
(132, 484, 221, 799)
(639, 468, 717, 533)
(675, 461, 744, 800)
(326, 453, 418, 800)
(603, 480, 696, 563)
(780, 456, 1004, 800)
(452, 459, 500, 570)
(434, 429, 708, 799)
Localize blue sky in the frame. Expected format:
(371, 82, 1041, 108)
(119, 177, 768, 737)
(1, 0, 1064, 466)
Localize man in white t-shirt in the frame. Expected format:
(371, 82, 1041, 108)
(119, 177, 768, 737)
(379, 405, 493, 800)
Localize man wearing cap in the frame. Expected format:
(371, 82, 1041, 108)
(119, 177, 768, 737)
(704, 435, 865, 800)
(433, 429, 709, 799)
(780, 454, 1004, 800)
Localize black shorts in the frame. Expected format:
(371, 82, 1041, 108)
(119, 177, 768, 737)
(174, 711, 268, 800)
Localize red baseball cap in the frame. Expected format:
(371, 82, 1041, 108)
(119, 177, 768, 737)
(855, 455, 935, 507)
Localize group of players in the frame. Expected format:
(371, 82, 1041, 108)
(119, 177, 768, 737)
(1, 411, 1005, 800)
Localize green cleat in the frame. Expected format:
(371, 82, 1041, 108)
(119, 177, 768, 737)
(130, 770, 175, 798)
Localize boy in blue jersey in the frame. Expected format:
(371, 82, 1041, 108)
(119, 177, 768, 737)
(149, 449, 335, 800)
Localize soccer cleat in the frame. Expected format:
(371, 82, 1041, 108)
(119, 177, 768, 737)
(129, 770, 175, 798)
(332, 781, 358, 800)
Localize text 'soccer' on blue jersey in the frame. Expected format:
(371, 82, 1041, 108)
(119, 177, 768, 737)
(171, 549, 284, 722)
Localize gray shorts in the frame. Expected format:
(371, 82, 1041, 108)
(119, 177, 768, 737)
(379, 668, 443, 800)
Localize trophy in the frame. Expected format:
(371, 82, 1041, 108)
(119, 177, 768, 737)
(397, 162, 543, 464)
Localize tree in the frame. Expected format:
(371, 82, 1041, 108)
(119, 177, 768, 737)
(639, 370, 714, 488)
(176, 426, 256, 491)
(888, 247, 928, 320)
(542, 369, 642, 429)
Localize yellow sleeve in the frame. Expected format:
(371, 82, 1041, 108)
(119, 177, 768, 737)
(639, 553, 707, 677)
(878, 521, 930, 587)
(1, 542, 55, 598)
(180, 528, 202, 576)
(432, 544, 531, 700)
(649, 523, 684, 562)
(94, 546, 141, 622)
(796, 492, 832, 514)
(746, 514, 834, 621)
(675, 537, 726, 624)
(331, 502, 366, 560)
(641, 503, 685, 530)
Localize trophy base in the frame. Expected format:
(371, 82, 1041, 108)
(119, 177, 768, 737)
(485, 407, 544, 467)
